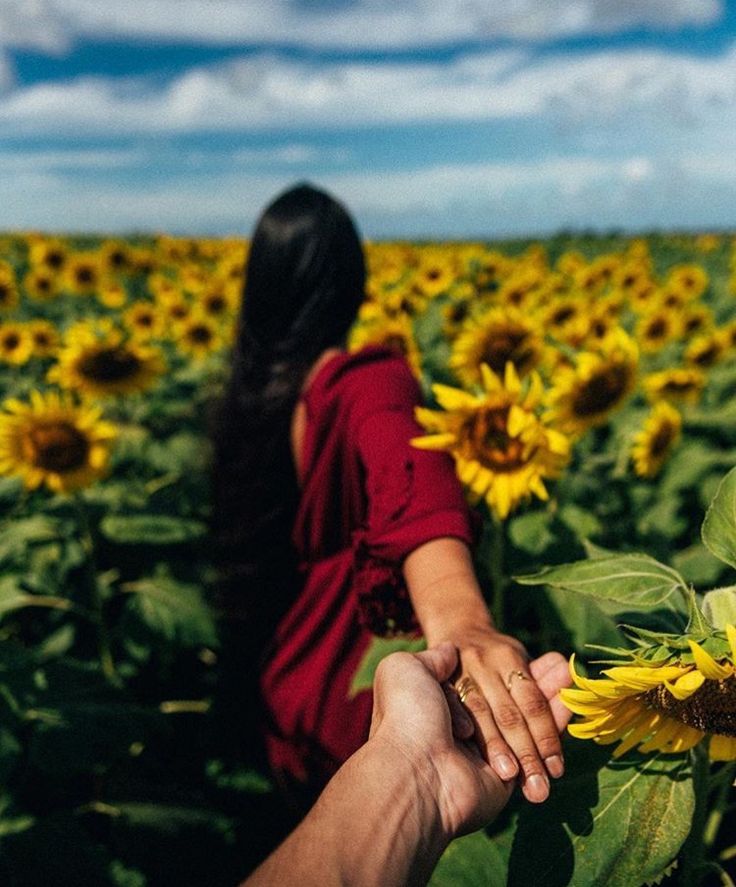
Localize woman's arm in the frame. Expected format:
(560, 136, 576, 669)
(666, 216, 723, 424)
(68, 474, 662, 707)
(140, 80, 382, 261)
(403, 536, 569, 803)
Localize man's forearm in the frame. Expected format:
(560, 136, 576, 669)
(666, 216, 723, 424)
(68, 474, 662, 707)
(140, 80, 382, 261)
(244, 736, 448, 887)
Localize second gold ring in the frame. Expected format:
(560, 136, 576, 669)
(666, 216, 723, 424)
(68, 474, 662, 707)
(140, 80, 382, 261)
(455, 676, 479, 704)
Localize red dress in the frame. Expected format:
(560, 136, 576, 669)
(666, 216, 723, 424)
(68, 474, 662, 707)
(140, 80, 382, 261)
(259, 346, 475, 788)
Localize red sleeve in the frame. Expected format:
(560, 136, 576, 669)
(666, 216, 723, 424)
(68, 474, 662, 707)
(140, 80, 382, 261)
(350, 358, 476, 636)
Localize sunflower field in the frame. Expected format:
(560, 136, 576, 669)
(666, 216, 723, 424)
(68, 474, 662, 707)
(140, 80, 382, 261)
(0, 229, 735, 886)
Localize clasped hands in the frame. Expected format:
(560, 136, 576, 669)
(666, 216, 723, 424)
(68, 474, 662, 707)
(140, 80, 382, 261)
(369, 635, 572, 839)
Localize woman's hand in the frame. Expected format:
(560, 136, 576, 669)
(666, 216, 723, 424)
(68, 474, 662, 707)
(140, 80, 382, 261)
(449, 624, 572, 804)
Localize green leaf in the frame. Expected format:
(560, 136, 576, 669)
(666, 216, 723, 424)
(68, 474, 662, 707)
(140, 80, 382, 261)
(508, 744, 694, 887)
(544, 588, 625, 654)
(349, 635, 426, 697)
(515, 554, 689, 609)
(429, 830, 509, 887)
(508, 511, 555, 556)
(0, 515, 63, 564)
(672, 543, 727, 587)
(100, 514, 207, 545)
(0, 576, 71, 619)
(122, 572, 218, 648)
(701, 586, 736, 630)
(702, 466, 736, 570)
(558, 503, 603, 540)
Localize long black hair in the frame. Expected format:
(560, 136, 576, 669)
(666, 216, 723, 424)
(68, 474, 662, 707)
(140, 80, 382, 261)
(210, 183, 366, 638)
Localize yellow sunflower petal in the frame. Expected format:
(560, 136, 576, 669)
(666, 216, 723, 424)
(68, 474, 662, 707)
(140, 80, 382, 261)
(688, 639, 731, 680)
(709, 734, 736, 761)
(664, 669, 705, 701)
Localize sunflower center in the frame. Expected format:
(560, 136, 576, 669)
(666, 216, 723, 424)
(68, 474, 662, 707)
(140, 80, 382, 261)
(188, 324, 213, 345)
(23, 422, 90, 473)
(45, 250, 64, 269)
(572, 364, 630, 417)
(692, 344, 720, 367)
(649, 421, 676, 458)
(551, 306, 575, 326)
(205, 295, 227, 314)
(78, 347, 142, 382)
(661, 379, 696, 396)
(463, 407, 529, 472)
(644, 676, 736, 737)
(646, 318, 667, 340)
(76, 266, 95, 285)
(2, 333, 20, 351)
(482, 330, 535, 376)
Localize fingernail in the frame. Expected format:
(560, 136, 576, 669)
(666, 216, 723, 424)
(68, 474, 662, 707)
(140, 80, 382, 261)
(545, 755, 564, 779)
(493, 755, 518, 780)
(525, 774, 550, 803)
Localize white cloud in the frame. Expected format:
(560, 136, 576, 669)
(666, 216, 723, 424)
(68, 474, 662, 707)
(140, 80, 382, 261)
(0, 50, 14, 91)
(1, 43, 735, 136)
(1, 151, 732, 237)
(0, 0, 724, 51)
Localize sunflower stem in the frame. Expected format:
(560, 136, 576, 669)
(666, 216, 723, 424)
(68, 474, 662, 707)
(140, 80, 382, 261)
(72, 492, 120, 688)
(679, 743, 712, 886)
(489, 516, 506, 632)
(704, 762, 736, 849)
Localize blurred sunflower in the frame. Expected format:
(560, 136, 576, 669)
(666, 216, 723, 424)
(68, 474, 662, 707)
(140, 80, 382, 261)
(196, 281, 238, 323)
(124, 301, 165, 341)
(27, 320, 60, 359)
(174, 312, 223, 361)
(0, 322, 33, 365)
(545, 329, 638, 436)
(665, 264, 708, 300)
(48, 328, 165, 398)
(631, 402, 682, 478)
(411, 249, 457, 299)
(23, 267, 59, 301)
(28, 237, 68, 274)
(97, 281, 128, 310)
(349, 313, 423, 379)
(561, 626, 736, 761)
(680, 304, 713, 339)
(0, 262, 19, 311)
(100, 240, 132, 276)
(0, 389, 116, 492)
(643, 368, 705, 406)
(62, 252, 104, 296)
(449, 306, 543, 386)
(412, 362, 570, 520)
(495, 268, 544, 310)
(635, 307, 681, 353)
(685, 331, 725, 369)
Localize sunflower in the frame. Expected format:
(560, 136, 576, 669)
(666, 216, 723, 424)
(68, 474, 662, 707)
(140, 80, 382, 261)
(0, 389, 116, 493)
(23, 267, 59, 301)
(642, 368, 705, 406)
(28, 237, 68, 274)
(0, 322, 33, 365)
(195, 280, 238, 323)
(631, 402, 682, 478)
(665, 264, 708, 301)
(48, 327, 165, 398)
(62, 252, 104, 296)
(174, 312, 224, 361)
(635, 307, 681, 353)
(680, 304, 713, 339)
(410, 249, 457, 299)
(545, 329, 638, 436)
(685, 331, 725, 369)
(97, 281, 128, 310)
(27, 320, 60, 359)
(0, 262, 19, 311)
(123, 301, 165, 341)
(348, 312, 423, 379)
(561, 626, 736, 761)
(100, 240, 132, 276)
(495, 268, 544, 310)
(449, 307, 543, 386)
(412, 362, 570, 520)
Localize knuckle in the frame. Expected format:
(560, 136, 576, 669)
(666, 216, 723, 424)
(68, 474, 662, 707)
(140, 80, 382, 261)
(537, 734, 562, 757)
(522, 694, 551, 720)
(463, 694, 489, 717)
(517, 751, 542, 773)
(494, 704, 524, 730)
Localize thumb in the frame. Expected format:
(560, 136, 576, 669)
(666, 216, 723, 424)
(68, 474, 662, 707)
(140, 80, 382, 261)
(414, 641, 459, 683)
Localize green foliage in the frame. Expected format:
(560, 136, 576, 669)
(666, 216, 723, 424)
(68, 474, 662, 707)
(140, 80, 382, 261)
(701, 466, 736, 571)
(350, 635, 427, 696)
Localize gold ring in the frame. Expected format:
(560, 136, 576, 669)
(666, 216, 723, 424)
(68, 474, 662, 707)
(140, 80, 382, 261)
(455, 676, 479, 705)
(506, 669, 529, 691)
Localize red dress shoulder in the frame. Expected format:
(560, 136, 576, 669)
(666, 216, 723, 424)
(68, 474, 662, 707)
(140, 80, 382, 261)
(260, 346, 475, 788)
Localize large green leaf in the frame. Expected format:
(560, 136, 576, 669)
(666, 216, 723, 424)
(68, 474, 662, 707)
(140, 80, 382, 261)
(0, 515, 63, 564)
(100, 514, 207, 545)
(508, 744, 694, 887)
(701, 586, 736, 631)
(544, 588, 626, 653)
(701, 466, 736, 571)
(349, 635, 426, 697)
(122, 572, 217, 647)
(429, 830, 509, 887)
(515, 554, 689, 609)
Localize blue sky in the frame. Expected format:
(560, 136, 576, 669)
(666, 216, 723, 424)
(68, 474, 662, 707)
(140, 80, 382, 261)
(0, 0, 735, 239)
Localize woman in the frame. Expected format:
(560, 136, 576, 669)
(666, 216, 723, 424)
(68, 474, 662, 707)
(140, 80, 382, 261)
(211, 183, 566, 807)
